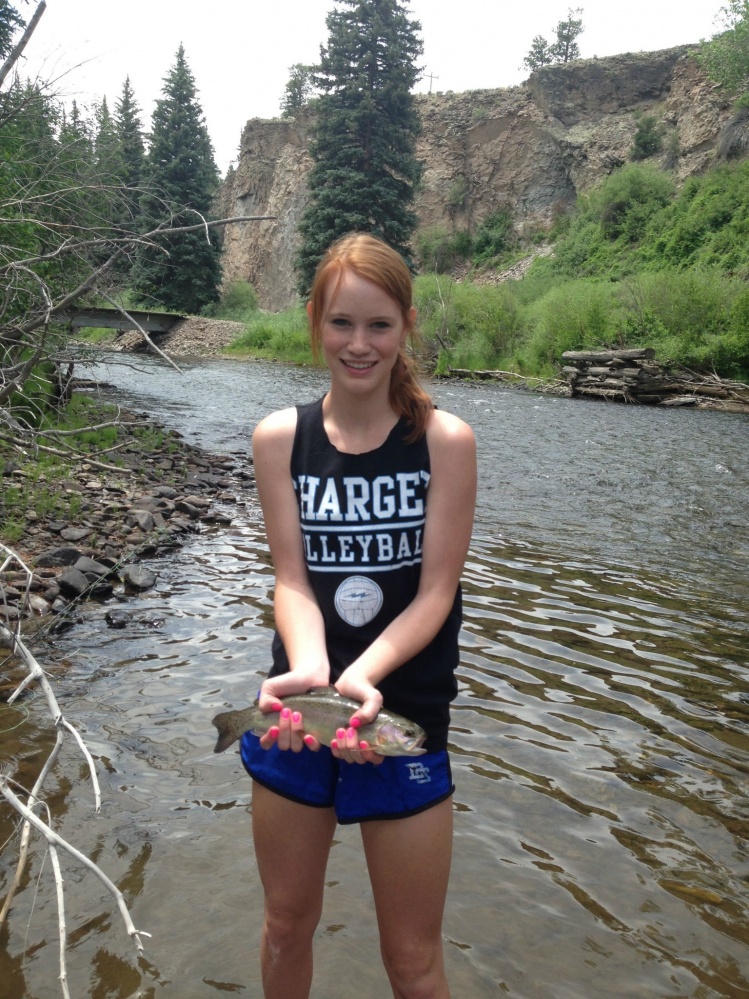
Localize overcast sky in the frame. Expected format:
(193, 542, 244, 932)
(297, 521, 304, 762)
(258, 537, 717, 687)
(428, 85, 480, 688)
(22, 0, 725, 174)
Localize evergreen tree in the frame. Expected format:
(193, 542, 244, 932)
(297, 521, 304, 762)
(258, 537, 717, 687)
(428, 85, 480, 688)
(132, 45, 221, 313)
(94, 97, 124, 178)
(280, 63, 316, 117)
(523, 35, 554, 72)
(0, 0, 24, 59)
(114, 77, 145, 196)
(550, 8, 584, 64)
(112, 77, 146, 277)
(295, 0, 423, 295)
(523, 7, 584, 72)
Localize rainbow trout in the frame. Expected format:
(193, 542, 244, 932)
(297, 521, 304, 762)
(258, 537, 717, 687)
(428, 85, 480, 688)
(212, 686, 427, 756)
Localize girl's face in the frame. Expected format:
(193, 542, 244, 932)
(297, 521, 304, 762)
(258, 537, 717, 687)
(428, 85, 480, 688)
(310, 269, 416, 396)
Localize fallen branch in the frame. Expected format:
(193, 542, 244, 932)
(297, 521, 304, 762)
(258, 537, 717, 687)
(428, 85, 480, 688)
(0, 780, 151, 952)
(0, 543, 149, 996)
(95, 288, 182, 371)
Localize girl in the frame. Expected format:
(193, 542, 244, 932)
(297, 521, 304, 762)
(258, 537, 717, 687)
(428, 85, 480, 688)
(242, 233, 476, 999)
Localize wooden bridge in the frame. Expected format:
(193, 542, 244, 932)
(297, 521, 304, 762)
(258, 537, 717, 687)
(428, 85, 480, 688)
(61, 307, 186, 334)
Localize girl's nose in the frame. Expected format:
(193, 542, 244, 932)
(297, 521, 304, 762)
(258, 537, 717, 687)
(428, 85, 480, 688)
(348, 326, 369, 351)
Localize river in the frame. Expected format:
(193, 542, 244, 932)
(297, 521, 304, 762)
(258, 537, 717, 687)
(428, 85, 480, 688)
(2, 356, 748, 999)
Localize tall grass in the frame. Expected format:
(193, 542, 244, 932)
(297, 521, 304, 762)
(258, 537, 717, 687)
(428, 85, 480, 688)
(225, 306, 314, 364)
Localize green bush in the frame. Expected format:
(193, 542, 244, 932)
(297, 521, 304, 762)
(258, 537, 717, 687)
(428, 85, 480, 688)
(227, 306, 313, 363)
(520, 279, 625, 370)
(473, 210, 514, 265)
(631, 115, 664, 160)
(415, 227, 472, 273)
(548, 164, 675, 277)
(415, 276, 526, 370)
(202, 279, 258, 320)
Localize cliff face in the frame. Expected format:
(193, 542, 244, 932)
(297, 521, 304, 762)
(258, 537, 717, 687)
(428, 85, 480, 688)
(218, 47, 731, 310)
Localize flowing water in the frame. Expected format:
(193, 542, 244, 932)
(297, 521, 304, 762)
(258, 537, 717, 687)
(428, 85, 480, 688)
(2, 357, 748, 998)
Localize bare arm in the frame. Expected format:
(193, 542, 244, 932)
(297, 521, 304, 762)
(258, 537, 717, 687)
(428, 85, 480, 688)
(252, 409, 330, 749)
(335, 409, 477, 726)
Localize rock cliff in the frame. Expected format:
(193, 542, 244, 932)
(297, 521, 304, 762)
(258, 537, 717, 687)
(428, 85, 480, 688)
(217, 47, 731, 310)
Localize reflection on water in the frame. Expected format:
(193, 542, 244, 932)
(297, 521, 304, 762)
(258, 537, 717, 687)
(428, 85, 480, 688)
(1, 359, 748, 998)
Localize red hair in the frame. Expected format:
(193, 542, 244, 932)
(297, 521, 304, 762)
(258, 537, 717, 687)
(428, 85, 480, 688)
(308, 233, 433, 440)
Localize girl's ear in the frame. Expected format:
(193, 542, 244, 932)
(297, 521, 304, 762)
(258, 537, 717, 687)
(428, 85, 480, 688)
(403, 306, 417, 341)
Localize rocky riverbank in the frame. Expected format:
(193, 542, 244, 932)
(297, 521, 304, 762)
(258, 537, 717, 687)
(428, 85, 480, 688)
(1, 401, 255, 681)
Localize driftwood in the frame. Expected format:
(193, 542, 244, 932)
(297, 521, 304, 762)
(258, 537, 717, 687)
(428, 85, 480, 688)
(561, 349, 749, 410)
(0, 543, 150, 998)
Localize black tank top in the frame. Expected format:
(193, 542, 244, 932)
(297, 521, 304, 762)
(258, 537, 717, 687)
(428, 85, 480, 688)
(268, 397, 461, 750)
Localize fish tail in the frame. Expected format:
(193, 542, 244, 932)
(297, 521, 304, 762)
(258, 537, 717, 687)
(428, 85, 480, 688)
(212, 712, 238, 753)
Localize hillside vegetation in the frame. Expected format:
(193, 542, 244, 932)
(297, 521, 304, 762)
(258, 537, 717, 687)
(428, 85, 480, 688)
(223, 158, 749, 382)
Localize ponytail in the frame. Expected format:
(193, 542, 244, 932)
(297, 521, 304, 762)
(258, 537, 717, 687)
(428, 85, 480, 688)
(389, 348, 433, 442)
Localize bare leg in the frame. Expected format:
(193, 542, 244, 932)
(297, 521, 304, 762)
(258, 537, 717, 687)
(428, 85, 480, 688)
(360, 797, 453, 999)
(251, 781, 337, 999)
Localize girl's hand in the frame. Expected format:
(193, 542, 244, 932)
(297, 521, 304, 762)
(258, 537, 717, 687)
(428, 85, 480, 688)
(257, 668, 329, 753)
(330, 724, 384, 766)
(334, 668, 383, 729)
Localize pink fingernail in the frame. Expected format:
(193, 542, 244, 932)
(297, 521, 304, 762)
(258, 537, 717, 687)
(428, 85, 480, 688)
(347, 727, 356, 739)
(303, 734, 316, 748)
(272, 702, 283, 711)
(292, 711, 301, 723)
(281, 708, 291, 719)
(350, 717, 361, 729)
(359, 740, 369, 750)
(336, 728, 346, 739)
(331, 738, 338, 749)
(268, 726, 280, 740)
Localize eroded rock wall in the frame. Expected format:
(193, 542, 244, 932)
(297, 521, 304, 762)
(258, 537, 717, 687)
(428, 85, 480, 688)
(218, 47, 731, 310)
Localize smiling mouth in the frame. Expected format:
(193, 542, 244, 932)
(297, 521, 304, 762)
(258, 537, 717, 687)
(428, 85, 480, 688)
(343, 360, 376, 369)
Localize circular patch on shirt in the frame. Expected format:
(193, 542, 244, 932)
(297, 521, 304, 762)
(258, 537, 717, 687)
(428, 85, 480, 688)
(334, 576, 383, 627)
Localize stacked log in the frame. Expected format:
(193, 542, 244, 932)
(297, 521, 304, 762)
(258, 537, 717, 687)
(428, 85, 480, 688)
(561, 349, 749, 409)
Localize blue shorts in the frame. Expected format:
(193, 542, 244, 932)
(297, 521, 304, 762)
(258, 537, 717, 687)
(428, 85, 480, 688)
(240, 733, 453, 825)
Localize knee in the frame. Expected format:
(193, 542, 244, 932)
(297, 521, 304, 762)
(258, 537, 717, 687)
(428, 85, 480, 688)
(380, 937, 446, 999)
(263, 900, 320, 956)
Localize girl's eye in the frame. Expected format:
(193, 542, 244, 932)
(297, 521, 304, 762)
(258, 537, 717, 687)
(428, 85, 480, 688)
(330, 318, 350, 327)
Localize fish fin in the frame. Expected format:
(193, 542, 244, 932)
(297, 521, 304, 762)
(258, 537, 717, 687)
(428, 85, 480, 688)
(212, 730, 237, 753)
(211, 711, 237, 753)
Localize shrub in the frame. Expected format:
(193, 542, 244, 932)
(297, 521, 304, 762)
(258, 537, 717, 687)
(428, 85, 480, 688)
(447, 176, 469, 211)
(203, 279, 258, 319)
(473, 210, 514, 265)
(227, 307, 312, 363)
(520, 279, 625, 369)
(631, 115, 664, 160)
(416, 227, 472, 273)
(415, 276, 526, 369)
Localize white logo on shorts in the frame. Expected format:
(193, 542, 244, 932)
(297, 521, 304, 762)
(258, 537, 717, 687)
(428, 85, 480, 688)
(406, 763, 431, 784)
(334, 576, 383, 627)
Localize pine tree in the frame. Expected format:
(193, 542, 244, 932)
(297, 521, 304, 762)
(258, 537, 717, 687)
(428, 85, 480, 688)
(295, 0, 423, 294)
(280, 63, 316, 117)
(523, 35, 554, 72)
(94, 98, 124, 178)
(0, 0, 24, 59)
(111, 77, 146, 278)
(132, 45, 221, 313)
(523, 8, 584, 72)
(114, 77, 145, 202)
(550, 8, 584, 64)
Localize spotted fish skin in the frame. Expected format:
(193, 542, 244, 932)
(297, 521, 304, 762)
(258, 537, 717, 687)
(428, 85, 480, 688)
(212, 687, 427, 756)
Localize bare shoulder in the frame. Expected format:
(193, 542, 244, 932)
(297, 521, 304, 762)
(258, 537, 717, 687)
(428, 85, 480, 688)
(425, 407, 476, 453)
(252, 406, 297, 451)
